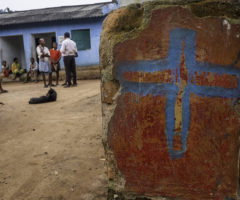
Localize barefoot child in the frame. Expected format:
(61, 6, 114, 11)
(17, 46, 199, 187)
(12, 58, 24, 80)
(1, 60, 10, 78)
(50, 42, 61, 85)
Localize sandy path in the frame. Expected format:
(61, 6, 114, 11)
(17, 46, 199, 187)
(0, 80, 107, 200)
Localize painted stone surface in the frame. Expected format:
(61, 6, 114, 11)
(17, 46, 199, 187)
(100, 1, 240, 199)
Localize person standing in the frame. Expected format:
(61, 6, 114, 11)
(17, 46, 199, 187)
(36, 38, 53, 88)
(50, 42, 61, 86)
(60, 32, 78, 88)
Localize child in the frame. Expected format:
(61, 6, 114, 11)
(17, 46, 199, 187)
(12, 57, 24, 80)
(25, 57, 38, 83)
(50, 42, 61, 85)
(1, 60, 10, 78)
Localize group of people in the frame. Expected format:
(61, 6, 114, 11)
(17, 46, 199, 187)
(2, 58, 25, 80)
(36, 32, 78, 88)
(0, 32, 78, 93)
(0, 57, 25, 93)
(36, 39, 61, 87)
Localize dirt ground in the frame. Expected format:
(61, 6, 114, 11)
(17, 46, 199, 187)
(0, 80, 107, 200)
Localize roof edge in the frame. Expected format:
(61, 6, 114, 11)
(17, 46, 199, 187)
(0, 1, 115, 14)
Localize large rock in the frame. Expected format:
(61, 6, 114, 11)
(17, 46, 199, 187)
(100, 1, 240, 199)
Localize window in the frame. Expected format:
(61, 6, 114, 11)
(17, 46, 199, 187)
(71, 29, 91, 50)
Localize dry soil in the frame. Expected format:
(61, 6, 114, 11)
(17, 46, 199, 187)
(0, 80, 107, 200)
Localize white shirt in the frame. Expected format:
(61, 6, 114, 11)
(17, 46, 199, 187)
(1, 64, 9, 70)
(60, 38, 77, 57)
(36, 45, 50, 62)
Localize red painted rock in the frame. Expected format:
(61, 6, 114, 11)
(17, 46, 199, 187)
(100, 1, 240, 199)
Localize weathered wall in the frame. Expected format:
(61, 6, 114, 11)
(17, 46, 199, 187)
(100, 1, 240, 199)
(0, 3, 119, 71)
(0, 17, 105, 70)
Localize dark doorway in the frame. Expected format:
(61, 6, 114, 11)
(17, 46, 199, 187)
(31, 32, 56, 63)
(0, 35, 26, 70)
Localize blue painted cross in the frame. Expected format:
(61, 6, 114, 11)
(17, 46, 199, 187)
(117, 28, 240, 159)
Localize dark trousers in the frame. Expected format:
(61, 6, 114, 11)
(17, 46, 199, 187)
(63, 56, 77, 85)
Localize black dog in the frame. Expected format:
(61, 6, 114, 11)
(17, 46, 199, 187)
(29, 88, 57, 104)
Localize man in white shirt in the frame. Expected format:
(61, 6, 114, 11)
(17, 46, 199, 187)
(36, 38, 53, 88)
(60, 32, 78, 88)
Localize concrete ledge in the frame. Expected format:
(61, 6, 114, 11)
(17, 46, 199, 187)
(76, 65, 101, 80)
(2, 65, 100, 83)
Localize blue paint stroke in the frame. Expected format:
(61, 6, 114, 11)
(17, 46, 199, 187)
(116, 28, 240, 159)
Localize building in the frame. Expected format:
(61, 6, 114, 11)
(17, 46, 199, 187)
(0, 2, 118, 71)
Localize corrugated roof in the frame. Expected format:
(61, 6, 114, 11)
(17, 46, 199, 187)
(0, 2, 112, 26)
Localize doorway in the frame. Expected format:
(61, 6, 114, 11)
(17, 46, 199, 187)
(0, 35, 26, 70)
(31, 32, 56, 63)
